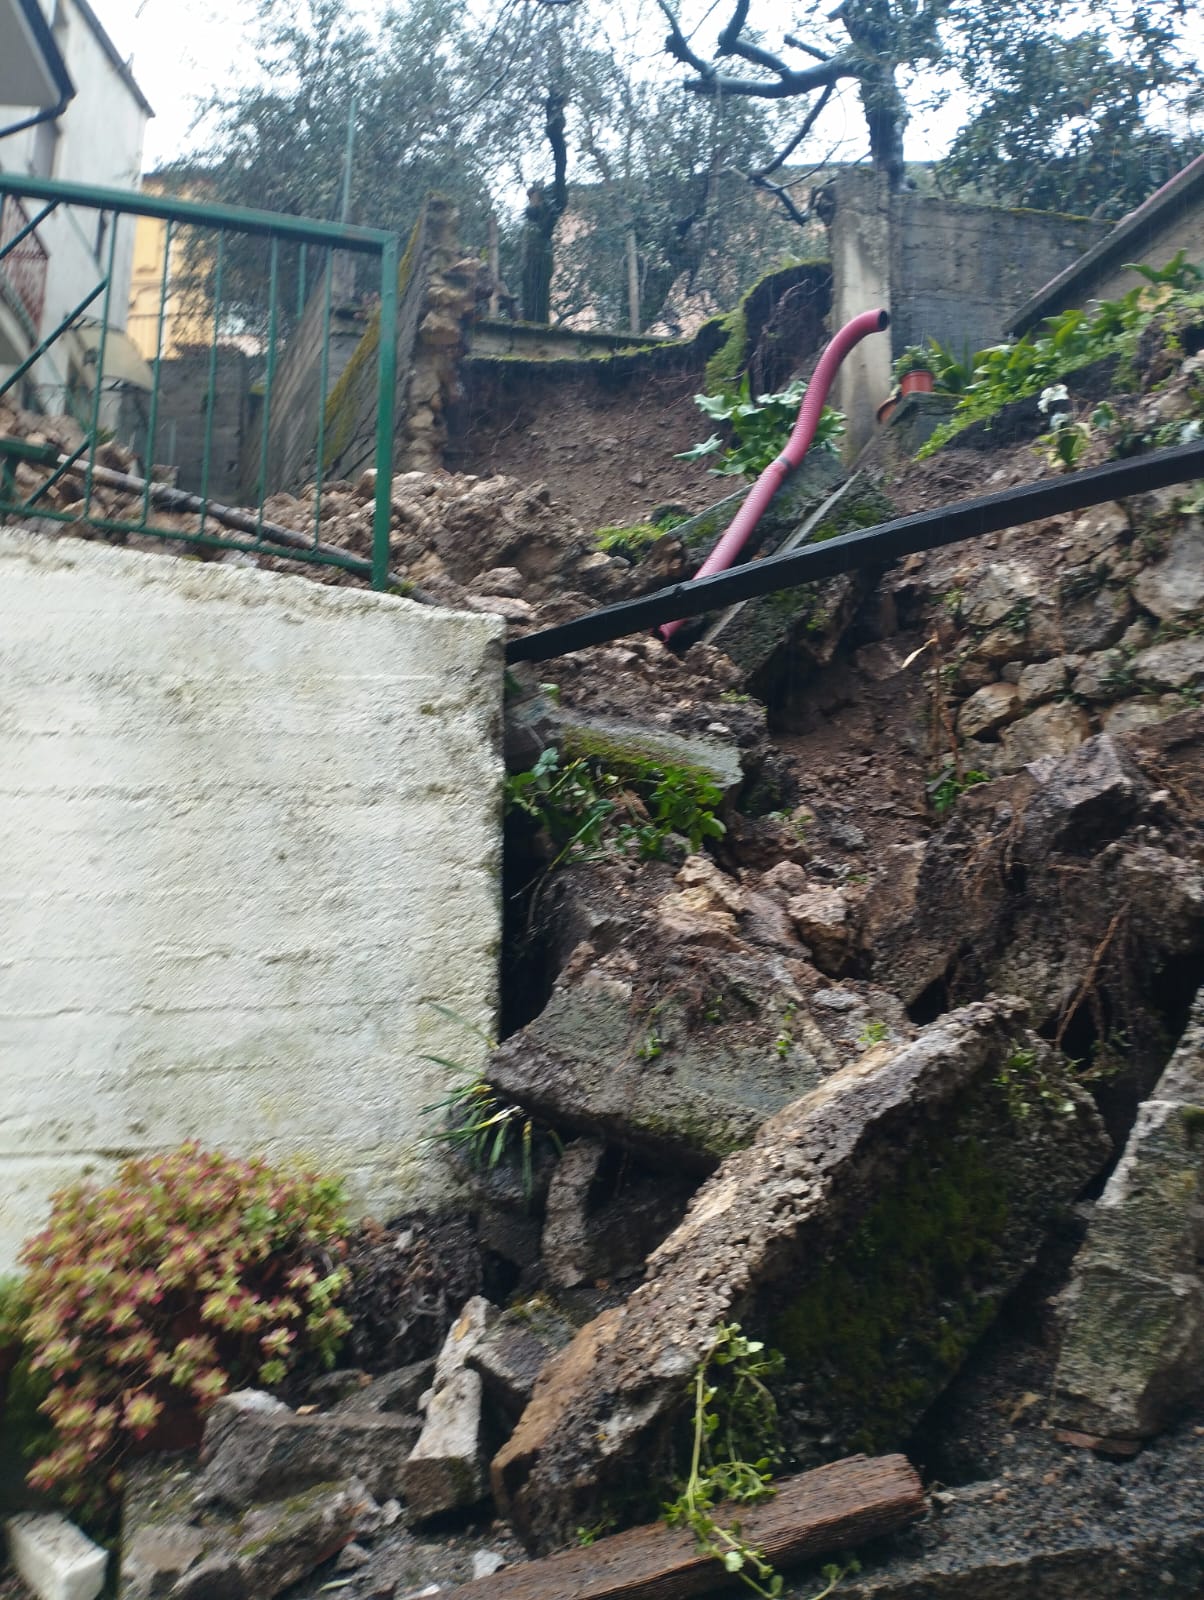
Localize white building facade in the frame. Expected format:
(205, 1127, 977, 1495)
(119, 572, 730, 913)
(0, 0, 150, 414)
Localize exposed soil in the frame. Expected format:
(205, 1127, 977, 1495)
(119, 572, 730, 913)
(445, 356, 724, 534)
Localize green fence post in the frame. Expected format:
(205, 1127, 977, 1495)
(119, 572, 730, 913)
(372, 233, 400, 591)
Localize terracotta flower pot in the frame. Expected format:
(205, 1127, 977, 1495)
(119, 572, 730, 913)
(900, 370, 935, 396)
(876, 396, 897, 425)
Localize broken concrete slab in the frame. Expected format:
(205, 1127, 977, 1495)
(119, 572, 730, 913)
(539, 1137, 695, 1292)
(431, 1297, 498, 1390)
(397, 1367, 488, 1520)
(488, 861, 844, 1170)
(1053, 993, 1204, 1441)
(822, 1420, 1204, 1599)
(468, 1303, 573, 1420)
(396, 1299, 496, 1520)
(195, 1390, 421, 1509)
(120, 1458, 371, 1600)
(492, 998, 1108, 1551)
(5, 1513, 106, 1600)
(333, 1361, 435, 1417)
(559, 713, 746, 800)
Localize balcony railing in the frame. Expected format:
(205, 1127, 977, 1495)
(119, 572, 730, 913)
(0, 193, 49, 334)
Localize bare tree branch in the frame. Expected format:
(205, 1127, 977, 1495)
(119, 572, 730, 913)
(715, 0, 751, 53)
(753, 83, 835, 178)
(783, 33, 832, 61)
(657, 0, 718, 81)
(728, 162, 812, 226)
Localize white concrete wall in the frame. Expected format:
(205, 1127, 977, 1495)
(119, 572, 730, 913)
(0, 532, 504, 1269)
(0, 0, 149, 407)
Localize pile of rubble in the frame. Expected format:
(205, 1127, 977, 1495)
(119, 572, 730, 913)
(4, 341, 1204, 1600)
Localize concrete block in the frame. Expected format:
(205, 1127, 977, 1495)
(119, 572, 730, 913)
(5, 1512, 107, 1600)
(0, 531, 503, 1268)
(400, 1367, 488, 1519)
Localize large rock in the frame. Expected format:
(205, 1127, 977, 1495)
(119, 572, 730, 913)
(195, 1390, 420, 1508)
(1131, 515, 1204, 622)
(1053, 993, 1204, 1440)
(492, 998, 1108, 1551)
(120, 1459, 371, 1600)
(1131, 635, 1204, 694)
(869, 724, 1204, 1106)
(997, 701, 1091, 772)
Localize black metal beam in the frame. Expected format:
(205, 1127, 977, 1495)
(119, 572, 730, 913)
(507, 438, 1204, 664)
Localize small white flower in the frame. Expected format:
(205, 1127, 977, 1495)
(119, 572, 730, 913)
(1038, 383, 1069, 414)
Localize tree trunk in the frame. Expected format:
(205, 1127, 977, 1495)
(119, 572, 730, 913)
(521, 91, 568, 324)
(858, 65, 908, 192)
(625, 226, 641, 334)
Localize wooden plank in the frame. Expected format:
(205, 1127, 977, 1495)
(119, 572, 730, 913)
(445, 1454, 924, 1600)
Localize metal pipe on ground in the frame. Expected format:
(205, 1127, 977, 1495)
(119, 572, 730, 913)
(508, 437, 1204, 664)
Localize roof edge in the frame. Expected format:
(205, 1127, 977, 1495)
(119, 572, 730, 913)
(14, 0, 75, 106)
(71, 0, 154, 118)
(1010, 152, 1204, 336)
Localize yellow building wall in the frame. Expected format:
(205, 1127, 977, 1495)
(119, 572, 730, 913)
(127, 183, 213, 359)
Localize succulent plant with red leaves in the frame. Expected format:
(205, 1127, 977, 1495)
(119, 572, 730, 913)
(18, 1143, 350, 1524)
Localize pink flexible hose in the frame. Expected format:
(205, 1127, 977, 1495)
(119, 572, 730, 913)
(660, 306, 890, 642)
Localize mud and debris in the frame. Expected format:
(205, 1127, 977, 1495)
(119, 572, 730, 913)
(3, 279, 1204, 1600)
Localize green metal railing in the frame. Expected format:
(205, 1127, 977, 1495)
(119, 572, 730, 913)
(0, 174, 401, 589)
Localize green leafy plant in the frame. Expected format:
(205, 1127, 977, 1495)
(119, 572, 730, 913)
(0, 1274, 28, 1355)
(663, 1322, 785, 1596)
(858, 1019, 889, 1047)
(637, 1030, 666, 1062)
(929, 764, 990, 816)
(506, 747, 726, 867)
(676, 376, 845, 479)
(925, 337, 975, 395)
(17, 1144, 350, 1524)
(919, 259, 1204, 457)
(993, 1045, 1076, 1122)
(505, 747, 620, 870)
(421, 1004, 560, 1200)
(892, 344, 936, 382)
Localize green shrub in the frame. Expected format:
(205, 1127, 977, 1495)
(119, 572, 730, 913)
(676, 376, 845, 479)
(18, 1143, 350, 1523)
(505, 747, 725, 866)
(919, 254, 1204, 457)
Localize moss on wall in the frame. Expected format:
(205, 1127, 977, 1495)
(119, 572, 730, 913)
(770, 1131, 1009, 1454)
(322, 213, 424, 472)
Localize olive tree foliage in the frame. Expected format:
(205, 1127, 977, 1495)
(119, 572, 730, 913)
(654, 0, 1201, 213)
(655, 0, 947, 192)
(546, 15, 808, 330)
(167, 0, 498, 337)
(941, 2, 1202, 218)
(171, 0, 808, 334)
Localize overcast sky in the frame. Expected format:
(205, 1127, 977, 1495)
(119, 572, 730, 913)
(92, 0, 1200, 179)
(90, 0, 254, 167)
